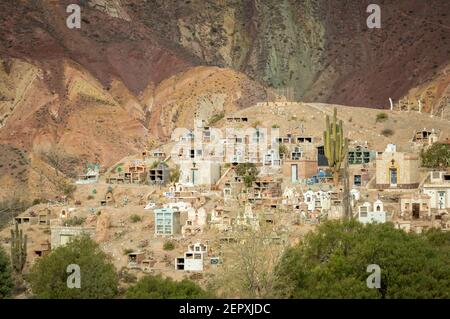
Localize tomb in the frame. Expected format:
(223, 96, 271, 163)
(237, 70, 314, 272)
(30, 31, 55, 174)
(154, 208, 181, 236)
(412, 128, 439, 146)
(50, 225, 96, 249)
(34, 240, 51, 258)
(422, 171, 450, 210)
(76, 164, 100, 184)
(357, 200, 387, 224)
(175, 243, 208, 271)
(179, 160, 221, 186)
(348, 146, 374, 165)
(128, 252, 146, 269)
(100, 189, 114, 206)
(282, 159, 318, 183)
(209, 206, 233, 232)
(226, 116, 249, 123)
(400, 194, 431, 219)
(15, 216, 35, 225)
(148, 162, 170, 185)
(375, 144, 419, 189)
(182, 207, 207, 236)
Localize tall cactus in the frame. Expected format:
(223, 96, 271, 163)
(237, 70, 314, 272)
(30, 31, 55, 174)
(10, 222, 27, 274)
(323, 107, 348, 186)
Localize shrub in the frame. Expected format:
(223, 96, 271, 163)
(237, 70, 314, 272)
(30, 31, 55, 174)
(272, 124, 280, 128)
(376, 112, 388, 123)
(169, 165, 180, 183)
(208, 112, 225, 125)
(163, 241, 175, 251)
(381, 128, 394, 137)
(150, 161, 161, 169)
(0, 246, 13, 299)
(125, 275, 210, 299)
(235, 163, 258, 187)
(252, 120, 261, 128)
(119, 269, 137, 284)
(420, 143, 450, 168)
(278, 144, 289, 157)
(87, 195, 94, 200)
(62, 183, 77, 198)
(63, 216, 85, 227)
(129, 214, 142, 223)
(123, 248, 134, 255)
(32, 198, 48, 206)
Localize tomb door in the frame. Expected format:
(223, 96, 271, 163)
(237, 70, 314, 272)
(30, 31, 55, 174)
(412, 203, 420, 219)
(437, 191, 445, 209)
(354, 175, 362, 186)
(291, 164, 298, 183)
(389, 168, 397, 186)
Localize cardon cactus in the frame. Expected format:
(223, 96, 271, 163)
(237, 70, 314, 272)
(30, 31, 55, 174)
(10, 222, 27, 274)
(323, 107, 348, 186)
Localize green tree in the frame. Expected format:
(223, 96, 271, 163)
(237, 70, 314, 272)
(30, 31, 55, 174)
(125, 275, 210, 299)
(278, 144, 289, 158)
(0, 247, 13, 299)
(275, 220, 450, 298)
(235, 163, 258, 188)
(29, 236, 118, 299)
(170, 165, 180, 183)
(420, 143, 450, 168)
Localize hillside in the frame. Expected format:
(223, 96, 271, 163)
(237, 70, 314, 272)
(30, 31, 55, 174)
(0, 0, 449, 200)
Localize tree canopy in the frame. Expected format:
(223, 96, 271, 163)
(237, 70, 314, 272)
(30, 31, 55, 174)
(275, 220, 450, 298)
(28, 236, 118, 299)
(0, 246, 13, 299)
(125, 275, 210, 299)
(420, 143, 450, 168)
(235, 163, 258, 187)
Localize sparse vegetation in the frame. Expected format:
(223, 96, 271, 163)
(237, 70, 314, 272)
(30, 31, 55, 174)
(40, 146, 81, 178)
(163, 241, 175, 251)
(129, 214, 142, 223)
(123, 248, 134, 255)
(381, 128, 394, 137)
(169, 165, 180, 183)
(62, 183, 77, 198)
(0, 197, 31, 228)
(32, 198, 48, 206)
(376, 112, 388, 123)
(252, 120, 262, 128)
(208, 112, 225, 125)
(63, 216, 86, 227)
(211, 227, 283, 298)
(235, 163, 258, 187)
